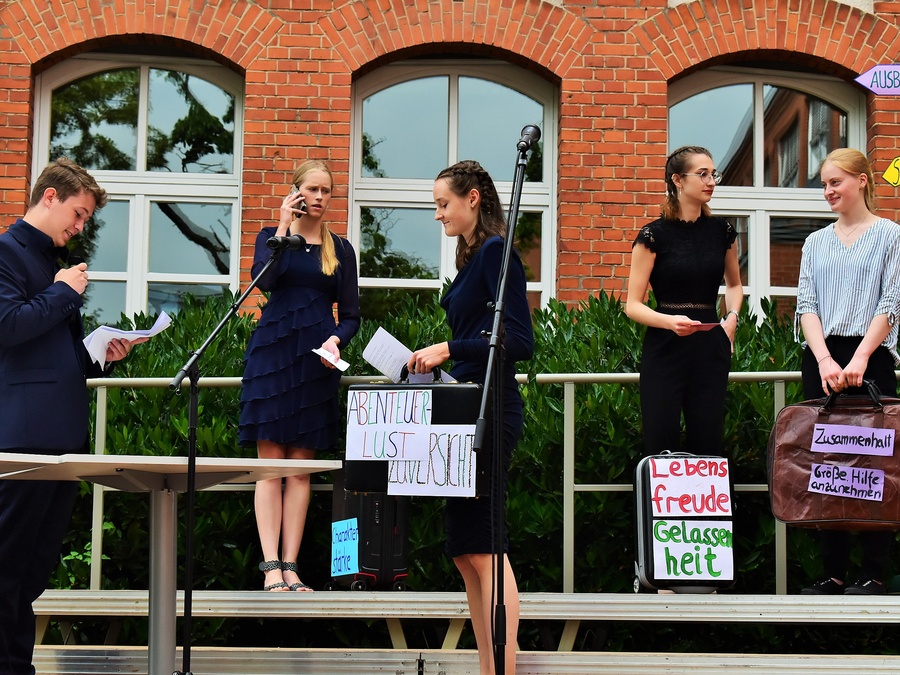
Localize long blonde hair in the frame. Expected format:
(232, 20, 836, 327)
(821, 148, 877, 211)
(292, 160, 339, 275)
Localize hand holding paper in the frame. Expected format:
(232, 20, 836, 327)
(362, 327, 454, 383)
(84, 311, 171, 368)
(312, 347, 350, 371)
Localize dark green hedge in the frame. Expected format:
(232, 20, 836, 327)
(48, 292, 899, 654)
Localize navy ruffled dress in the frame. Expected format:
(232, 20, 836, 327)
(239, 226, 360, 451)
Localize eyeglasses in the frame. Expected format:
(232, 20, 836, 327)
(681, 170, 723, 185)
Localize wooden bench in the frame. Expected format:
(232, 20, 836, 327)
(34, 589, 900, 652)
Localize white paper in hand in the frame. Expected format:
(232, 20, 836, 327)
(83, 311, 172, 368)
(312, 347, 350, 371)
(361, 326, 454, 383)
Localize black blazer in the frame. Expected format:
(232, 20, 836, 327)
(0, 219, 104, 452)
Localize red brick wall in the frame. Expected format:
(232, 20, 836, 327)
(0, 0, 898, 306)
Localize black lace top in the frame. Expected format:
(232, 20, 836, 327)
(633, 215, 737, 321)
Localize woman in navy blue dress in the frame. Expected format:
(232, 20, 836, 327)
(408, 160, 533, 675)
(239, 160, 359, 591)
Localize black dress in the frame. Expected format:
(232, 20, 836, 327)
(239, 227, 360, 450)
(633, 215, 736, 455)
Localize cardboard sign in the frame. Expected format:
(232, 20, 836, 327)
(647, 456, 732, 517)
(386, 429, 477, 497)
(652, 519, 734, 581)
(331, 518, 359, 577)
(808, 463, 885, 502)
(811, 423, 895, 457)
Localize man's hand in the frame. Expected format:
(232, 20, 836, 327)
(55, 263, 88, 295)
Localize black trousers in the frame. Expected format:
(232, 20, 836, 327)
(801, 336, 896, 582)
(639, 325, 733, 456)
(0, 467, 78, 675)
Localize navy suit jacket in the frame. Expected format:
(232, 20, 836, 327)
(0, 219, 104, 452)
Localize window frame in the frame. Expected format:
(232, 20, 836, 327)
(351, 60, 558, 306)
(33, 54, 244, 318)
(668, 65, 867, 316)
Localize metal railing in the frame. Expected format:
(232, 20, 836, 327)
(85, 372, 801, 593)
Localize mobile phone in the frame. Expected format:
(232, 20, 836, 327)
(288, 185, 307, 213)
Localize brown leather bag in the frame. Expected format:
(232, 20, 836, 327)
(768, 381, 900, 530)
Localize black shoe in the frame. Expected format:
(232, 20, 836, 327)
(801, 578, 844, 595)
(845, 578, 887, 595)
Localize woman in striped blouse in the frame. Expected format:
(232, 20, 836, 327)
(796, 147, 900, 596)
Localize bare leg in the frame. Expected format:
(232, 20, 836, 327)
(454, 553, 519, 675)
(255, 440, 289, 591)
(280, 446, 315, 591)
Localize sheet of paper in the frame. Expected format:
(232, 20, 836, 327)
(312, 347, 350, 371)
(83, 311, 172, 368)
(362, 326, 454, 383)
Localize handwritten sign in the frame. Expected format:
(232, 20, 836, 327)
(812, 423, 895, 457)
(648, 456, 732, 517)
(347, 389, 475, 462)
(652, 519, 734, 581)
(331, 518, 359, 577)
(808, 463, 885, 502)
(855, 65, 900, 95)
(387, 429, 478, 497)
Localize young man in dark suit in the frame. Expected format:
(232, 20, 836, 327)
(0, 158, 143, 675)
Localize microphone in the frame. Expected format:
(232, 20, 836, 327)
(266, 234, 307, 251)
(516, 124, 541, 151)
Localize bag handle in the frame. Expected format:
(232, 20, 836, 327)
(819, 378, 884, 414)
(399, 364, 442, 382)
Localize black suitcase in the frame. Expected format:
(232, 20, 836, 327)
(633, 451, 735, 593)
(327, 468, 409, 591)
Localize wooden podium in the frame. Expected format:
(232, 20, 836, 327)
(0, 453, 340, 675)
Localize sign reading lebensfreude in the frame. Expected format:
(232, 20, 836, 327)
(647, 456, 734, 582)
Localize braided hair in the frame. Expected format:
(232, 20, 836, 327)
(435, 160, 507, 270)
(662, 145, 714, 220)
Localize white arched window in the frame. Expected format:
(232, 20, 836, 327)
(34, 54, 244, 324)
(351, 60, 558, 318)
(669, 65, 866, 318)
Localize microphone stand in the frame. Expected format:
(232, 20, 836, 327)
(473, 126, 538, 675)
(167, 247, 285, 675)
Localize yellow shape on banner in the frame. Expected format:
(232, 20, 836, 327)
(884, 156, 900, 186)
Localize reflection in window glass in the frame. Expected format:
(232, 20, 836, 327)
(149, 202, 232, 275)
(359, 207, 440, 279)
(728, 216, 749, 287)
(148, 283, 227, 316)
(83, 200, 129, 272)
(764, 87, 846, 188)
(514, 211, 542, 282)
(83, 281, 126, 327)
(362, 78, 448, 179)
(669, 84, 753, 187)
(147, 69, 235, 174)
(459, 78, 543, 183)
(50, 69, 139, 171)
(769, 216, 829, 286)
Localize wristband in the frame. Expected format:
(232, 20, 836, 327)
(724, 309, 739, 323)
(817, 354, 832, 365)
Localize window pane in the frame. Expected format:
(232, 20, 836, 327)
(458, 78, 543, 182)
(359, 207, 440, 279)
(729, 216, 749, 287)
(149, 202, 232, 275)
(670, 84, 753, 187)
(83, 200, 129, 272)
(770, 216, 830, 286)
(148, 283, 228, 315)
(50, 69, 139, 171)
(147, 69, 235, 174)
(83, 281, 126, 327)
(763, 87, 846, 188)
(514, 211, 542, 282)
(362, 77, 448, 179)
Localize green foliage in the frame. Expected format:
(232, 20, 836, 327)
(49, 290, 890, 654)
